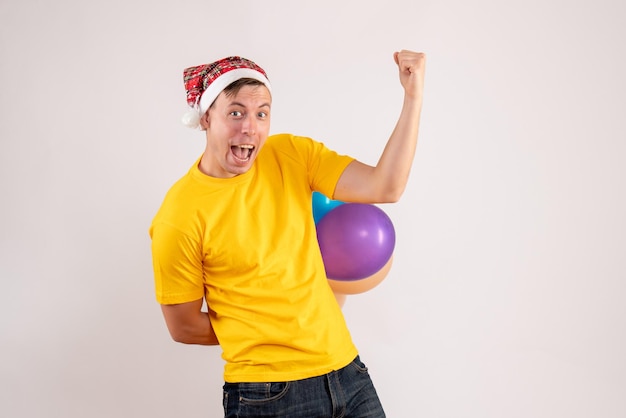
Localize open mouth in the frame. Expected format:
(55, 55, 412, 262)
(231, 144, 254, 162)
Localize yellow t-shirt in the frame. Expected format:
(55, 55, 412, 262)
(150, 134, 358, 383)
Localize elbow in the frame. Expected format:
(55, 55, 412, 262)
(384, 191, 403, 203)
(372, 174, 409, 203)
(169, 329, 191, 344)
(165, 323, 196, 344)
(378, 185, 405, 203)
(165, 322, 219, 346)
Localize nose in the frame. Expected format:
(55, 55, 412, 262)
(241, 115, 257, 136)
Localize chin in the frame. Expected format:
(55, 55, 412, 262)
(227, 164, 253, 176)
(230, 157, 256, 174)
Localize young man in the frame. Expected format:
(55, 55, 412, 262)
(150, 51, 425, 417)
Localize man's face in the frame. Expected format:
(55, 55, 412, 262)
(199, 84, 271, 178)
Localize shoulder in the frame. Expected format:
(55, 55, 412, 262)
(262, 133, 323, 159)
(265, 133, 315, 147)
(151, 170, 204, 231)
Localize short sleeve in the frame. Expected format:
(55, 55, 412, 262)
(150, 222, 205, 304)
(292, 136, 354, 198)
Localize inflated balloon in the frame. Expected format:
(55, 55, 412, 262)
(328, 256, 393, 295)
(316, 203, 395, 280)
(312, 191, 344, 224)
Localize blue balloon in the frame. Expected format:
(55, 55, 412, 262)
(312, 191, 344, 224)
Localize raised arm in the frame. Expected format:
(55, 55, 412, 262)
(160, 298, 219, 345)
(334, 50, 426, 203)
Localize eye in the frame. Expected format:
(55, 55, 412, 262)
(229, 110, 243, 117)
(257, 111, 268, 119)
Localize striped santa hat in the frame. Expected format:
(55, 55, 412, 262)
(181, 56, 271, 129)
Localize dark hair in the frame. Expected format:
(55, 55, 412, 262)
(223, 78, 266, 97)
(207, 78, 268, 110)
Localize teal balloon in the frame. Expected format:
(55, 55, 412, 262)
(312, 192, 344, 224)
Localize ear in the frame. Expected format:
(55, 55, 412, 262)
(199, 110, 210, 130)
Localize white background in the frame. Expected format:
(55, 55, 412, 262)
(1, 0, 625, 417)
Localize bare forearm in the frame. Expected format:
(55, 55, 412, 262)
(374, 94, 423, 200)
(334, 94, 423, 203)
(161, 300, 219, 345)
(334, 51, 426, 204)
(170, 311, 219, 345)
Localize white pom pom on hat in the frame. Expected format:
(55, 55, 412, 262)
(181, 56, 271, 129)
(181, 108, 201, 129)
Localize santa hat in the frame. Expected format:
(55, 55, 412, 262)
(181, 56, 271, 129)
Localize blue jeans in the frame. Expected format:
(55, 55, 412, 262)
(222, 356, 386, 417)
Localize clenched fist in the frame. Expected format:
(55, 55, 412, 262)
(394, 50, 426, 99)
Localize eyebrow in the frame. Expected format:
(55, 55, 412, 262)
(228, 101, 271, 109)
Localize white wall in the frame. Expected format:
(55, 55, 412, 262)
(1, 0, 625, 416)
